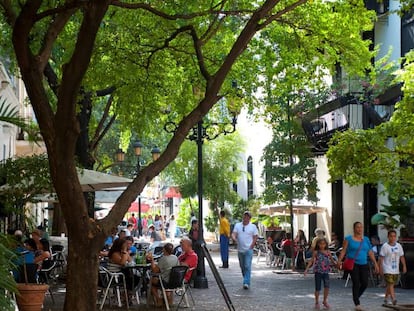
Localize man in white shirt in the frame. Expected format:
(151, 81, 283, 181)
(232, 211, 258, 289)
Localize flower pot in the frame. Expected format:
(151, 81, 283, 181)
(16, 283, 49, 311)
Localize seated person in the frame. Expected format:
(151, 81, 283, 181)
(147, 243, 179, 307)
(310, 228, 325, 251)
(178, 237, 198, 283)
(329, 232, 341, 251)
(107, 238, 138, 291)
(125, 236, 137, 256)
(35, 238, 52, 265)
(370, 235, 382, 260)
(13, 238, 38, 282)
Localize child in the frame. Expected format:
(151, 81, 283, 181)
(379, 229, 407, 306)
(304, 238, 336, 310)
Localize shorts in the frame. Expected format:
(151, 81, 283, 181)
(384, 274, 399, 285)
(315, 272, 330, 291)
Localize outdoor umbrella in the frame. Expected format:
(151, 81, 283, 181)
(128, 201, 151, 213)
(77, 169, 132, 192)
(259, 200, 326, 216)
(0, 169, 132, 194)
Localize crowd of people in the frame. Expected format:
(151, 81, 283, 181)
(122, 213, 178, 242)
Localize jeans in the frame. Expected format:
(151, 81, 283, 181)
(350, 264, 369, 306)
(238, 249, 253, 286)
(220, 234, 229, 263)
(314, 272, 330, 291)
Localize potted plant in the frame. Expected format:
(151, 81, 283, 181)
(15, 254, 49, 311)
(0, 234, 18, 311)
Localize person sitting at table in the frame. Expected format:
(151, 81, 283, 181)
(147, 243, 179, 307)
(35, 238, 52, 264)
(178, 237, 198, 283)
(329, 232, 341, 251)
(107, 238, 139, 292)
(125, 236, 137, 256)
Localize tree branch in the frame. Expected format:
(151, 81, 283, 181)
(258, 0, 307, 30)
(43, 62, 59, 95)
(89, 94, 114, 151)
(110, 1, 255, 20)
(0, 0, 17, 26)
(38, 9, 76, 72)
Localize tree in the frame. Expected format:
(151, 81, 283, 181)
(327, 51, 414, 223)
(261, 91, 319, 235)
(166, 132, 245, 218)
(0, 1, 375, 310)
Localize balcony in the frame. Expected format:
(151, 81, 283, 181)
(364, 0, 389, 15)
(302, 84, 401, 155)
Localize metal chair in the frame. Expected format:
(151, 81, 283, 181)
(175, 266, 196, 310)
(51, 245, 66, 274)
(159, 265, 188, 311)
(98, 266, 129, 310)
(38, 259, 58, 304)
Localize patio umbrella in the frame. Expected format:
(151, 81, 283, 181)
(77, 169, 132, 192)
(259, 200, 326, 216)
(0, 169, 132, 194)
(128, 201, 151, 213)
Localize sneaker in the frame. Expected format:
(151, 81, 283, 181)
(243, 284, 249, 289)
(392, 299, 397, 306)
(355, 305, 364, 311)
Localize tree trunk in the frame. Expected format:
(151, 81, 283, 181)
(64, 237, 101, 311)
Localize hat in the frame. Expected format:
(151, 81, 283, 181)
(148, 224, 155, 229)
(243, 211, 252, 217)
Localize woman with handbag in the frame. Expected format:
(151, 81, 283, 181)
(337, 221, 379, 311)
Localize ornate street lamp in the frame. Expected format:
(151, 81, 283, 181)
(164, 103, 238, 289)
(116, 140, 160, 237)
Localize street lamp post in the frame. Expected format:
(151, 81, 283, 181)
(165, 113, 237, 289)
(116, 140, 160, 237)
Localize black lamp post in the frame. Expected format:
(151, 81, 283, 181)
(116, 140, 160, 237)
(165, 112, 237, 289)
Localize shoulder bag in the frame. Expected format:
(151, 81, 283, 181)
(342, 238, 364, 271)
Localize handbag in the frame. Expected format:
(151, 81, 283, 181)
(342, 239, 364, 271)
(342, 258, 355, 271)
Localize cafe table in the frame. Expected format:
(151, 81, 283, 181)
(123, 262, 151, 305)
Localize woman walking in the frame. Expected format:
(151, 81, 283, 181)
(337, 222, 379, 311)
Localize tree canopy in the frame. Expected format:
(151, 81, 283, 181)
(0, 1, 377, 310)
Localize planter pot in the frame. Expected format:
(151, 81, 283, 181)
(16, 283, 49, 311)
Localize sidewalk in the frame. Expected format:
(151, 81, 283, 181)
(43, 245, 414, 311)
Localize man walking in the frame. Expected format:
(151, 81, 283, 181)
(219, 210, 230, 268)
(232, 211, 258, 289)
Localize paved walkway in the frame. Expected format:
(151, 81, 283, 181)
(43, 245, 414, 311)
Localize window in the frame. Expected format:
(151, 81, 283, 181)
(247, 156, 253, 198)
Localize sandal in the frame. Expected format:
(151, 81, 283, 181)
(314, 303, 320, 310)
(323, 301, 330, 309)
